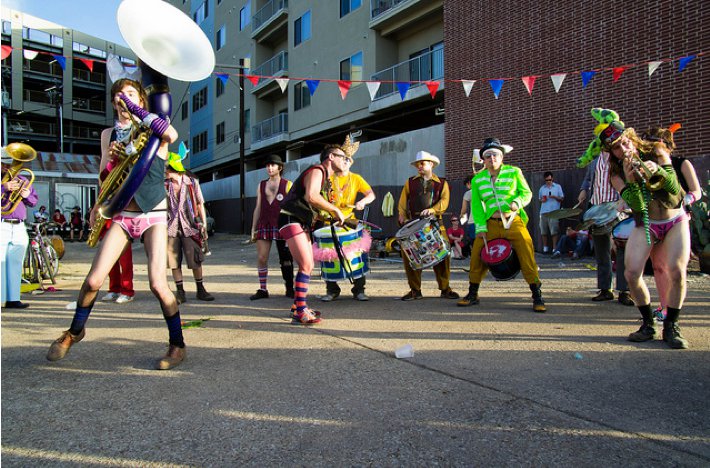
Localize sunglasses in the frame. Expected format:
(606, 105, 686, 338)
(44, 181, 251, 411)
(545, 178, 553, 181)
(333, 153, 353, 163)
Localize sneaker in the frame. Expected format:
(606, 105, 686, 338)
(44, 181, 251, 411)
(101, 292, 120, 302)
(571, 253, 579, 260)
(440, 289, 460, 299)
(592, 289, 614, 301)
(47, 328, 85, 361)
(196, 289, 215, 301)
(291, 308, 322, 325)
(249, 289, 269, 300)
(175, 289, 187, 305)
(115, 294, 134, 304)
(457, 293, 479, 307)
(353, 292, 369, 301)
(627, 322, 657, 342)
(662, 322, 689, 349)
(550, 250, 561, 258)
(617, 291, 634, 306)
(289, 304, 322, 319)
(654, 306, 667, 322)
(156, 344, 186, 370)
(320, 292, 340, 302)
(401, 290, 423, 301)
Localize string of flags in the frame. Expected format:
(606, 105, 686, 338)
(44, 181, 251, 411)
(2, 44, 703, 101)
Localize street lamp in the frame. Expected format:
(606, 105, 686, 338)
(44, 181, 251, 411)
(45, 82, 63, 152)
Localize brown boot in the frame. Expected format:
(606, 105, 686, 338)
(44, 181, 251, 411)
(156, 344, 186, 370)
(47, 329, 85, 361)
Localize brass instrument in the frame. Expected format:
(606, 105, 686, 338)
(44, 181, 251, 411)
(628, 152, 665, 191)
(1, 142, 37, 215)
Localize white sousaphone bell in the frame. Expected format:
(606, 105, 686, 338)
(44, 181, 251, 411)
(116, 0, 215, 82)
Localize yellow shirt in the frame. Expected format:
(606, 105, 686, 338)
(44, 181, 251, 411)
(330, 172, 372, 219)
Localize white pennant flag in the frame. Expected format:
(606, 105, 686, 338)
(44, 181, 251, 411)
(648, 61, 662, 77)
(550, 73, 566, 93)
(366, 82, 381, 101)
(461, 80, 476, 97)
(23, 50, 39, 60)
(275, 78, 289, 93)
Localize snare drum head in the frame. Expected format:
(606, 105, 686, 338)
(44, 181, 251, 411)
(583, 202, 618, 226)
(612, 218, 635, 240)
(480, 238, 512, 264)
(396, 218, 430, 238)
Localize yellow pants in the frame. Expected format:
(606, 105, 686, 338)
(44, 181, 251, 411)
(468, 217, 540, 285)
(401, 226, 451, 292)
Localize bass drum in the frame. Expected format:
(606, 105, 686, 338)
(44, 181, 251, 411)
(480, 238, 520, 281)
(49, 235, 65, 259)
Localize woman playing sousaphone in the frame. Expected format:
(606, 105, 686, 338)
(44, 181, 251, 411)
(457, 138, 545, 312)
(604, 119, 691, 349)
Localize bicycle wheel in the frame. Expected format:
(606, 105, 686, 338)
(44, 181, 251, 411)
(24, 248, 41, 283)
(40, 243, 58, 284)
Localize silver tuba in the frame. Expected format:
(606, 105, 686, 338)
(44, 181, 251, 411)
(99, 0, 215, 221)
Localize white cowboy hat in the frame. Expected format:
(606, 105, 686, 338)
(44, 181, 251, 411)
(410, 150, 440, 167)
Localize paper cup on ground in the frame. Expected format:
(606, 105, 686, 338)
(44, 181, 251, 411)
(395, 344, 414, 359)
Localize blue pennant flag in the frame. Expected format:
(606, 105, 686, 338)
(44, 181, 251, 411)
(52, 54, 66, 70)
(396, 82, 410, 100)
(306, 79, 320, 96)
(581, 70, 596, 88)
(678, 55, 695, 72)
(489, 79, 504, 99)
(216, 73, 229, 85)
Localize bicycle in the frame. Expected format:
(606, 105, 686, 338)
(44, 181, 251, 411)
(23, 222, 59, 285)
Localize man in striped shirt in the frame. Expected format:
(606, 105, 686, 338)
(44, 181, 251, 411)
(458, 138, 545, 312)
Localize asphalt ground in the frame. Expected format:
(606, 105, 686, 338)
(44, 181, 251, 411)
(2, 234, 709, 467)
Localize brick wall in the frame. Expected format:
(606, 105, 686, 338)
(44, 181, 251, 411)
(444, 0, 708, 181)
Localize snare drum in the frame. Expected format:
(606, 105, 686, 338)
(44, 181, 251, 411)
(313, 225, 370, 281)
(612, 218, 635, 249)
(396, 217, 450, 270)
(480, 238, 521, 281)
(49, 235, 65, 259)
(583, 202, 621, 235)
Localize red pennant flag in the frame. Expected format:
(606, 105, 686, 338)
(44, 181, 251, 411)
(337, 80, 351, 100)
(78, 58, 94, 72)
(246, 75, 260, 86)
(521, 76, 537, 96)
(426, 81, 440, 99)
(612, 66, 628, 83)
(1, 45, 11, 60)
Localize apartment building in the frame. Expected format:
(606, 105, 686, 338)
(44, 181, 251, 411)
(167, 0, 445, 233)
(1, 7, 135, 216)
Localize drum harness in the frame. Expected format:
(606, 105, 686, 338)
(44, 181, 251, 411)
(483, 177, 518, 254)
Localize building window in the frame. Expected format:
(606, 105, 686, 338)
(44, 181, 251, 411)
(2, 20, 11, 35)
(192, 130, 208, 153)
(192, 86, 208, 112)
(240, 1, 251, 30)
(340, 0, 361, 17)
(216, 25, 226, 50)
(181, 102, 188, 120)
(294, 81, 311, 111)
(294, 11, 311, 46)
(216, 122, 225, 144)
(340, 51, 363, 83)
(194, 1, 208, 24)
(216, 77, 225, 97)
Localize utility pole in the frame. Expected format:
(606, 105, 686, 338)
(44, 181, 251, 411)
(238, 58, 247, 234)
(46, 82, 63, 152)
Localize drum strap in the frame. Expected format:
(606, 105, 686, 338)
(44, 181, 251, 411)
(490, 178, 518, 229)
(330, 223, 354, 284)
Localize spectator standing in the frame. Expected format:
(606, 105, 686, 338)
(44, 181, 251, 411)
(538, 172, 564, 254)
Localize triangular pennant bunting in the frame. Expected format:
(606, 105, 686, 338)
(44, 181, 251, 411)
(461, 80, 475, 97)
(216, 73, 229, 85)
(396, 82, 410, 100)
(306, 79, 320, 96)
(581, 70, 596, 88)
(337, 80, 351, 100)
(550, 73, 566, 93)
(678, 55, 695, 72)
(521, 76, 537, 96)
(52, 54, 66, 70)
(1, 45, 12, 60)
(648, 61, 662, 77)
(275, 78, 289, 93)
(78, 58, 94, 72)
(366, 82, 380, 101)
(24, 50, 39, 60)
(489, 79, 504, 99)
(246, 75, 260, 86)
(612, 66, 628, 83)
(426, 81, 440, 99)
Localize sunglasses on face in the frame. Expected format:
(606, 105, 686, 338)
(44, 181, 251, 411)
(545, 178, 553, 181)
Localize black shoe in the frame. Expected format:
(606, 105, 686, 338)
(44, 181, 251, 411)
(250, 289, 269, 300)
(196, 289, 215, 301)
(175, 289, 187, 305)
(4, 301, 29, 309)
(627, 322, 657, 342)
(592, 289, 614, 301)
(457, 293, 479, 307)
(662, 322, 689, 349)
(440, 289, 460, 299)
(401, 290, 422, 301)
(618, 291, 634, 306)
(532, 298, 546, 313)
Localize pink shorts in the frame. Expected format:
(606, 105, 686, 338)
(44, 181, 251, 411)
(113, 210, 167, 240)
(649, 212, 688, 243)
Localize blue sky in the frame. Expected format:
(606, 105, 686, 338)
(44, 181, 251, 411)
(4, 0, 127, 46)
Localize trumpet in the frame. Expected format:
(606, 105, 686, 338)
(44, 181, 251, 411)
(1, 142, 37, 215)
(627, 152, 665, 191)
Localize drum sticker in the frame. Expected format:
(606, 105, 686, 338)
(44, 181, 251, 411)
(276, 193, 284, 201)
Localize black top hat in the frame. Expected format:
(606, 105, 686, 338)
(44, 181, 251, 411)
(480, 138, 505, 154)
(264, 154, 284, 167)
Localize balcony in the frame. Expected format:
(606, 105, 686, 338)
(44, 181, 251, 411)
(369, 0, 443, 37)
(8, 119, 102, 140)
(72, 68, 105, 87)
(251, 113, 288, 150)
(22, 59, 63, 79)
(252, 0, 288, 44)
(250, 51, 288, 99)
(72, 98, 106, 114)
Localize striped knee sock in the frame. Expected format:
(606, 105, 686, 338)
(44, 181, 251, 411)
(69, 306, 92, 335)
(164, 311, 185, 347)
(257, 267, 268, 291)
(294, 271, 310, 313)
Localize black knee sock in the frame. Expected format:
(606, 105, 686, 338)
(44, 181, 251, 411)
(164, 311, 185, 348)
(175, 280, 184, 291)
(637, 304, 653, 322)
(665, 307, 681, 323)
(195, 278, 206, 291)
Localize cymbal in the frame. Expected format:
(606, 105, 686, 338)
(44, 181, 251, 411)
(543, 208, 583, 220)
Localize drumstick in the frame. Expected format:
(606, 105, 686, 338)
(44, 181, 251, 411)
(482, 236, 489, 254)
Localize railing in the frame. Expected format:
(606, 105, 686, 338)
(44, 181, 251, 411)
(251, 51, 288, 79)
(73, 68, 105, 84)
(252, 113, 288, 143)
(8, 119, 102, 140)
(73, 98, 105, 113)
(253, 0, 288, 31)
(24, 89, 52, 104)
(22, 59, 63, 77)
(370, 46, 443, 100)
(370, 0, 408, 19)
